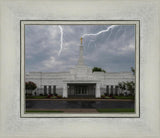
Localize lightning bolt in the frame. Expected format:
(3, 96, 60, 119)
(58, 25, 63, 56)
(57, 25, 118, 56)
(82, 25, 117, 38)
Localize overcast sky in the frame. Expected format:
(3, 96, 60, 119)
(25, 24, 135, 72)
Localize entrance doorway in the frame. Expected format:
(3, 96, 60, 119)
(75, 86, 87, 95)
(68, 83, 96, 98)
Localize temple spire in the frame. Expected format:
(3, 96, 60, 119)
(77, 37, 85, 66)
(81, 37, 83, 45)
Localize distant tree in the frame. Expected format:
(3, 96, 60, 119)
(25, 81, 37, 95)
(92, 67, 106, 73)
(118, 82, 126, 91)
(118, 81, 135, 96)
(125, 81, 135, 95)
(131, 67, 135, 75)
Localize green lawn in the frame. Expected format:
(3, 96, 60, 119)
(97, 108, 135, 112)
(26, 110, 64, 113)
(113, 96, 134, 99)
(26, 109, 134, 113)
(26, 96, 48, 99)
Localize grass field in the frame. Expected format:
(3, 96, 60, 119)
(97, 108, 135, 112)
(26, 110, 64, 113)
(26, 96, 48, 99)
(113, 96, 134, 99)
(25, 108, 134, 113)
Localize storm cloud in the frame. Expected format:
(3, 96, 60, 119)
(25, 24, 135, 72)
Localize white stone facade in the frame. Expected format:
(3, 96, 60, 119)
(25, 45, 135, 98)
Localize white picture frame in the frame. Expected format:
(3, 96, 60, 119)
(0, 0, 159, 137)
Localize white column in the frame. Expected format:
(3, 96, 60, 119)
(118, 88, 122, 95)
(78, 46, 85, 66)
(47, 85, 49, 95)
(96, 83, 101, 98)
(118, 87, 120, 96)
(63, 83, 68, 98)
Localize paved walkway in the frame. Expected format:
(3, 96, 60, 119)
(26, 108, 98, 113)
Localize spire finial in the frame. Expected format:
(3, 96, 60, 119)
(80, 37, 83, 45)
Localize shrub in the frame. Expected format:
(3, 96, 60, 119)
(25, 81, 37, 91)
(57, 95, 62, 99)
(104, 96, 111, 99)
(51, 96, 57, 99)
(47, 95, 52, 98)
(101, 95, 105, 98)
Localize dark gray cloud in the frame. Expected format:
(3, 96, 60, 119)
(25, 25, 135, 72)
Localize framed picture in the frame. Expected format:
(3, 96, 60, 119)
(21, 20, 140, 118)
(0, 0, 159, 138)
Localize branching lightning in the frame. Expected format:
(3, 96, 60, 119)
(82, 25, 117, 38)
(82, 25, 118, 48)
(57, 25, 119, 56)
(58, 25, 63, 56)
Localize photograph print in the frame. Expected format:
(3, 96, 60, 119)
(22, 21, 139, 117)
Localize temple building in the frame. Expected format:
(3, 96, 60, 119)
(25, 38, 135, 98)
